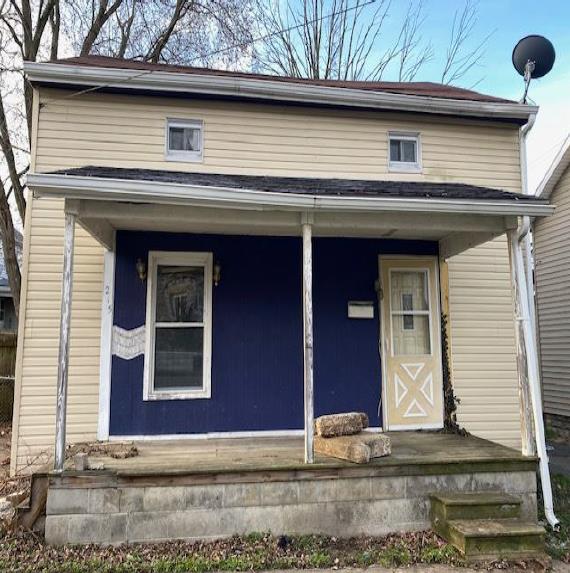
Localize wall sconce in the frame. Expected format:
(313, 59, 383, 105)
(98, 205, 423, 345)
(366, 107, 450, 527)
(136, 258, 147, 282)
(213, 261, 221, 286)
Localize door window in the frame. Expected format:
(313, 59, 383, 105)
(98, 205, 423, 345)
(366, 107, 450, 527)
(390, 270, 431, 356)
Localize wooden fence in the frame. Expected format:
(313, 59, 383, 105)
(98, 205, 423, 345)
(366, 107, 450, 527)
(0, 331, 17, 423)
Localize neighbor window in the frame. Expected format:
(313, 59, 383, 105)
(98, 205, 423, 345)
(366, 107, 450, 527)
(144, 251, 213, 400)
(388, 132, 421, 172)
(165, 118, 203, 161)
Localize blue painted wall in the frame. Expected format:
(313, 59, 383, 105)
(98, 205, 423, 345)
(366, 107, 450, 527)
(109, 231, 437, 436)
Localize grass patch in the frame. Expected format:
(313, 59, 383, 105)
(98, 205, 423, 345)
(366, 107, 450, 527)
(377, 543, 412, 567)
(542, 473, 570, 563)
(0, 530, 463, 573)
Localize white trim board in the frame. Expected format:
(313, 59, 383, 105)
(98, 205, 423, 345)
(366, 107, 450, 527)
(27, 173, 554, 217)
(97, 248, 115, 441)
(107, 427, 384, 441)
(24, 61, 537, 122)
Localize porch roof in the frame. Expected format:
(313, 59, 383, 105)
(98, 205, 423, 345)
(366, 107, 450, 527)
(28, 167, 551, 217)
(27, 167, 553, 259)
(49, 166, 546, 203)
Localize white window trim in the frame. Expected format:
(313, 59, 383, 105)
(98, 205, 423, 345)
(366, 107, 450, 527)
(143, 250, 213, 401)
(388, 131, 422, 173)
(165, 118, 204, 162)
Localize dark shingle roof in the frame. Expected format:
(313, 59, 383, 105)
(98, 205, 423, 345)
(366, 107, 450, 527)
(52, 166, 546, 204)
(51, 55, 513, 104)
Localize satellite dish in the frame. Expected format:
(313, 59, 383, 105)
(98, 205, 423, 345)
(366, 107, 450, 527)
(512, 35, 555, 102)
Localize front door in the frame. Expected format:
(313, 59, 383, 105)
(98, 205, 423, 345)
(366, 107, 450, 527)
(379, 257, 443, 430)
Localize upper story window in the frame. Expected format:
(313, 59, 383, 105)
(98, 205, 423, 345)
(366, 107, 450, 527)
(166, 118, 203, 162)
(144, 251, 213, 400)
(388, 132, 421, 173)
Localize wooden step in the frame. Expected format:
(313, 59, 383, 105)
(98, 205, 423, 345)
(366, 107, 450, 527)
(15, 473, 48, 531)
(430, 492, 521, 523)
(446, 518, 545, 561)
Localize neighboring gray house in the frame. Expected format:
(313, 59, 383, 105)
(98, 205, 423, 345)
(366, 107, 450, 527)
(0, 229, 22, 332)
(534, 135, 570, 432)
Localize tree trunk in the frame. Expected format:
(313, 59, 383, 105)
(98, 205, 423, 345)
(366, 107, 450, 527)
(0, 187, 21, 318)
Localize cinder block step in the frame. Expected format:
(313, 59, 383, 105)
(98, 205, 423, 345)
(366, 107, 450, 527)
(430, 492, 521, 522)
(445, 518, 545, 561)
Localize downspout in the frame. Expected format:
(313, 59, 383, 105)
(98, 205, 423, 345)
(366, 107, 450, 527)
(519, 113, 538, 332)
(517, 113, 559, 529)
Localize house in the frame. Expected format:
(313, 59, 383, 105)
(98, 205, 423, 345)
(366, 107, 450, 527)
(534, 135, 570, 435)
(0, 228, 22, 332)
(10, 55, 555, 546)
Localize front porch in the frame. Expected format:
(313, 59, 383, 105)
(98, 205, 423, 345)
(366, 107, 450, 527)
(45, 432, 538, 544)
(25, 167, 556, 541)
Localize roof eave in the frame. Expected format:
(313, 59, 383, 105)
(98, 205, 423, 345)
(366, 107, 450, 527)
(24, 61, 538, 122)
(27, 172, 554, 217)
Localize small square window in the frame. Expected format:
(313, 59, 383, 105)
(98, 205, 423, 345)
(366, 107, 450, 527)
(388, 133, 421, 172)
(166, 119, 203, 162)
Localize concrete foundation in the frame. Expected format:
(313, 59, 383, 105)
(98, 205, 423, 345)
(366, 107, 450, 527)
(45, 468, 537, 545)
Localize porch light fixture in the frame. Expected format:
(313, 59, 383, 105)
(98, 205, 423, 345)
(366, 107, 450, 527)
(136, 258, 147, 281)
(213, 261, 222, 286)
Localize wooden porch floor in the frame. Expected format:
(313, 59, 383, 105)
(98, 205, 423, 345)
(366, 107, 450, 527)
(90, 431, 533, 477)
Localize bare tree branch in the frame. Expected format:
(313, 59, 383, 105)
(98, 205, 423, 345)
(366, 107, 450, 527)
(0, 94, 25, 221)
(145, 0, 193, 63)
(254, 0, 490, 86)
(80, 0, 126, 56)
(49, 0, 60, 59)
(440, 0, 493, 85)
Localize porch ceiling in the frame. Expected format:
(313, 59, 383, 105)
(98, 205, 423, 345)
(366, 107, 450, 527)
(65, 198, 517, 259)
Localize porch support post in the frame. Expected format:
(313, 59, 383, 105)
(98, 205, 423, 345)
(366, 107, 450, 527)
(507, 226, 558, 528)
(507, 228, 536, 457)
(302, 214, 314, 464)
(54, 210, 77, 473)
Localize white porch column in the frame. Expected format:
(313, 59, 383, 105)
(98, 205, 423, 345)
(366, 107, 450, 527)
(54, 211, 76, 472)
(507, 229, 536, 457)
(507, 227, 558, 528)
(302, 214, 314, 464)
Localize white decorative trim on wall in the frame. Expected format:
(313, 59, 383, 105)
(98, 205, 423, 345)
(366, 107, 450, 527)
(97, 248, 115, 441)
(112, 325, 146, 360)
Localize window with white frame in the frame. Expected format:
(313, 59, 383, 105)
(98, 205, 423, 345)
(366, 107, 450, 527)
(388, 132, 421, 172)
(144, 251, 213, 400)
(165, 118, 203, 161)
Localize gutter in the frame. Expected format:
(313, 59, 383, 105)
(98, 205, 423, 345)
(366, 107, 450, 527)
(26, 173, 554, 217)
(24, 62, 538, 123)
(516, 113, 559, 529)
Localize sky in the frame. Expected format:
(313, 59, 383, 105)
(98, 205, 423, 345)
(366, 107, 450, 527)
(414, 0, 570, 191)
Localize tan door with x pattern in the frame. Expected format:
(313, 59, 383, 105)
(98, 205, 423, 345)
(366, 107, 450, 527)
(379, 257, 443, 430)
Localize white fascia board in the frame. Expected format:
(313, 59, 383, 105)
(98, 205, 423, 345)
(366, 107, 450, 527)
(536, 134, 570, 198)
(24, 61, 537, 122)
(27, 173, 554, 217)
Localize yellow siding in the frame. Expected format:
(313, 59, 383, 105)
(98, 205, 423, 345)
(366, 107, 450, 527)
(12, 195, 104, 472)
(12, 88, 523, 471)
(534, 165, 570, 419)
(35, 88, 521, 190)
(448, 237, 522, 449)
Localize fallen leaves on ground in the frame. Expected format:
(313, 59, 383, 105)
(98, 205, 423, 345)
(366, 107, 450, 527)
(0, 529, 463, 573)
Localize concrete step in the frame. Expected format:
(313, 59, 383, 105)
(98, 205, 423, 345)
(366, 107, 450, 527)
(445, 518, 545, 561)
(430, 492, 522, 522)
